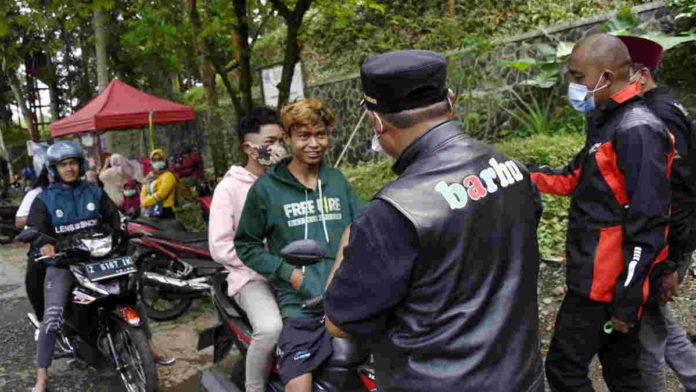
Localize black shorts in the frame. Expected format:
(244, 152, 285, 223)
(276, 316, 333, 384)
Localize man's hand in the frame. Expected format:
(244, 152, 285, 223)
(290, 269, 304, 290)
(660, 271, 679, 302)
(40, 244, 56, 258)
(611, 317, 634, 334)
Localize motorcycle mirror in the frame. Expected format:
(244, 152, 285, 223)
(14, 228, 40, 243)
(280, 239, 326, 267)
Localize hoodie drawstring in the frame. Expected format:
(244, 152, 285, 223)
(303, 190, 309, 240)
(318, 179, 330, 244)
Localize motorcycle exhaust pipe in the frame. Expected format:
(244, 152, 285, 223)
(141, 272, 211, 292)
(27, 313, 40, 329)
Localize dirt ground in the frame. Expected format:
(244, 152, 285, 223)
(1, 242, 694, 391)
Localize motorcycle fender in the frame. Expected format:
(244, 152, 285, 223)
(197, 322, 233, 363)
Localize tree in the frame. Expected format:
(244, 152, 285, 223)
(268, 0, 314, 109)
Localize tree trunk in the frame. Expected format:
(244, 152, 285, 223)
(444, 0, 455, 18)
(212, 62, 242, 115)
(271, 0, 314, 109)
(7, 70, 39, 141)
(187, 0, 218, 107)
(93, 6, 109, 92)
(232, 0, 253, 114)
(277, 20, 300, 110)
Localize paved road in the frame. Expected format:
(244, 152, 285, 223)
(0, 243, 223, 392)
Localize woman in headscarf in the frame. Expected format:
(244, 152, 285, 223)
(99, 153, 144, 205)
(141, 149, 177, 219)
(120, 178, 141, 219)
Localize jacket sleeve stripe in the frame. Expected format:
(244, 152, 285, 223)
(530, 168, 581, 196)
(595, 143, 628, 205)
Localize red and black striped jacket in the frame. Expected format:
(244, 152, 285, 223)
(531, 82, 674, 323)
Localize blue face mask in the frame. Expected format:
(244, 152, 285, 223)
(567, 74, 608, 113)
(152, 161, 167, 171)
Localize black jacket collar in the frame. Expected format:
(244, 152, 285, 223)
(392, 119, 460, 175)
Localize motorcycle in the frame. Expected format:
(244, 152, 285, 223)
(0, 203, 19, 244)
(128, 224, 223, 321)
(16, 228, 158, 392)
(197, 239, 377, 392)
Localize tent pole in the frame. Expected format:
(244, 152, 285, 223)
(149, 110, 155, 151)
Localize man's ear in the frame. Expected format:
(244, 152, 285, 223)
(447, 89, 456, 117)
(241, 141, 255, 157)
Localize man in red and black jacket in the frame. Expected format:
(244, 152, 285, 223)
(533, 34, 674, 391)
(618, 35, 696, 392)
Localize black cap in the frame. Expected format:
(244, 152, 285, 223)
(360, 50, 448, 114)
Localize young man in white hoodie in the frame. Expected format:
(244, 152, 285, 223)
(209, 107, 288, 392)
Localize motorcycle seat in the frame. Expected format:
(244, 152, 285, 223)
(211, 273, 249, 322)
(324, 338, 370, 368)
(132, 217, 186, 232)
(150, 230, 209, 243)
(180, 258, 224, 275)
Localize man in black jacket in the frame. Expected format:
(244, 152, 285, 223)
(617, 35, 696, 392)
(532, 34, 674, 391)
(324, 50, 544, 392)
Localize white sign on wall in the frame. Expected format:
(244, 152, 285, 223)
(260, 62, 305, 107)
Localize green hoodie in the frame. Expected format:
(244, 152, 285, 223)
(234, 157, 365, 319)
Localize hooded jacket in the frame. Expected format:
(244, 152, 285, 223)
(530, 82, 673, 323)
(209, 166, 269, 296)
(235, 158, 364, 319)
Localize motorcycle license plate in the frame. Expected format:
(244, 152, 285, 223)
(85, 256, 136, 282)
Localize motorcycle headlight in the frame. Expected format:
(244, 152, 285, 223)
(80, 235, 113, 258)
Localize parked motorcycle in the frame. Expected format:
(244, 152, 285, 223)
(129, 225, 223, 321)
(0, 203, 19, 244)
(197, 239, 377, 392)
(16, 228, 158, 392)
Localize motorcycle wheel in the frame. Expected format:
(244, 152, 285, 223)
(111, 321, 158, 392)
(137, 256, 194, 321)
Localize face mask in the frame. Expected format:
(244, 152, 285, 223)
(567, 74, 608, 113)
(248, 143, 288, 166)
(123, 189, 137, 197)
(152, 161, 167, 170)
(371, 113, 385, 153)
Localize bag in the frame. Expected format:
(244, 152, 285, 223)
(147, 202, 164, 217)
(146, 180, 165, 217)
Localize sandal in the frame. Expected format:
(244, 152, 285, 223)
(154, 356, 176, 366)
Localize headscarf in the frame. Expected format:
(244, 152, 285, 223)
(110, 154, 145, 183)
(150, 149, 167, 161)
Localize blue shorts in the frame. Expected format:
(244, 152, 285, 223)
(276, 316, 333, 384)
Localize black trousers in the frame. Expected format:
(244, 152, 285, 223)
(546, 293, 644, 392)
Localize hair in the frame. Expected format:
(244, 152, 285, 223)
(236, 106, 282, 140)
(281, 99, 336, 134)
(379, 99, 451, 129)
(631, 62, 658, 82)
(31, 168, 51, 190)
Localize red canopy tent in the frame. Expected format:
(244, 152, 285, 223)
(50, 79, 195, 137)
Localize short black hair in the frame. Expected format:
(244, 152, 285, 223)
(31, 168, 51, 190)
(236, 107, 282, 139)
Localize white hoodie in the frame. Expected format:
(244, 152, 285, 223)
(208, 166, 268, 296)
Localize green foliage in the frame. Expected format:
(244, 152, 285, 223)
(341, 159, 397, 201)
(300, 0, 645, 81)
(670, 0, 696, 16)
(496, 133, 584, 257)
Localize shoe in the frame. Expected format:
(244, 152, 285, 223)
(154, 356, 176, 366)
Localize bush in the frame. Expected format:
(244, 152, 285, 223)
(341, 133, 585, 258)
(342, 158, 398, 202)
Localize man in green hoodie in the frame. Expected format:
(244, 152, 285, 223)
(235, 98, 365, 392)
